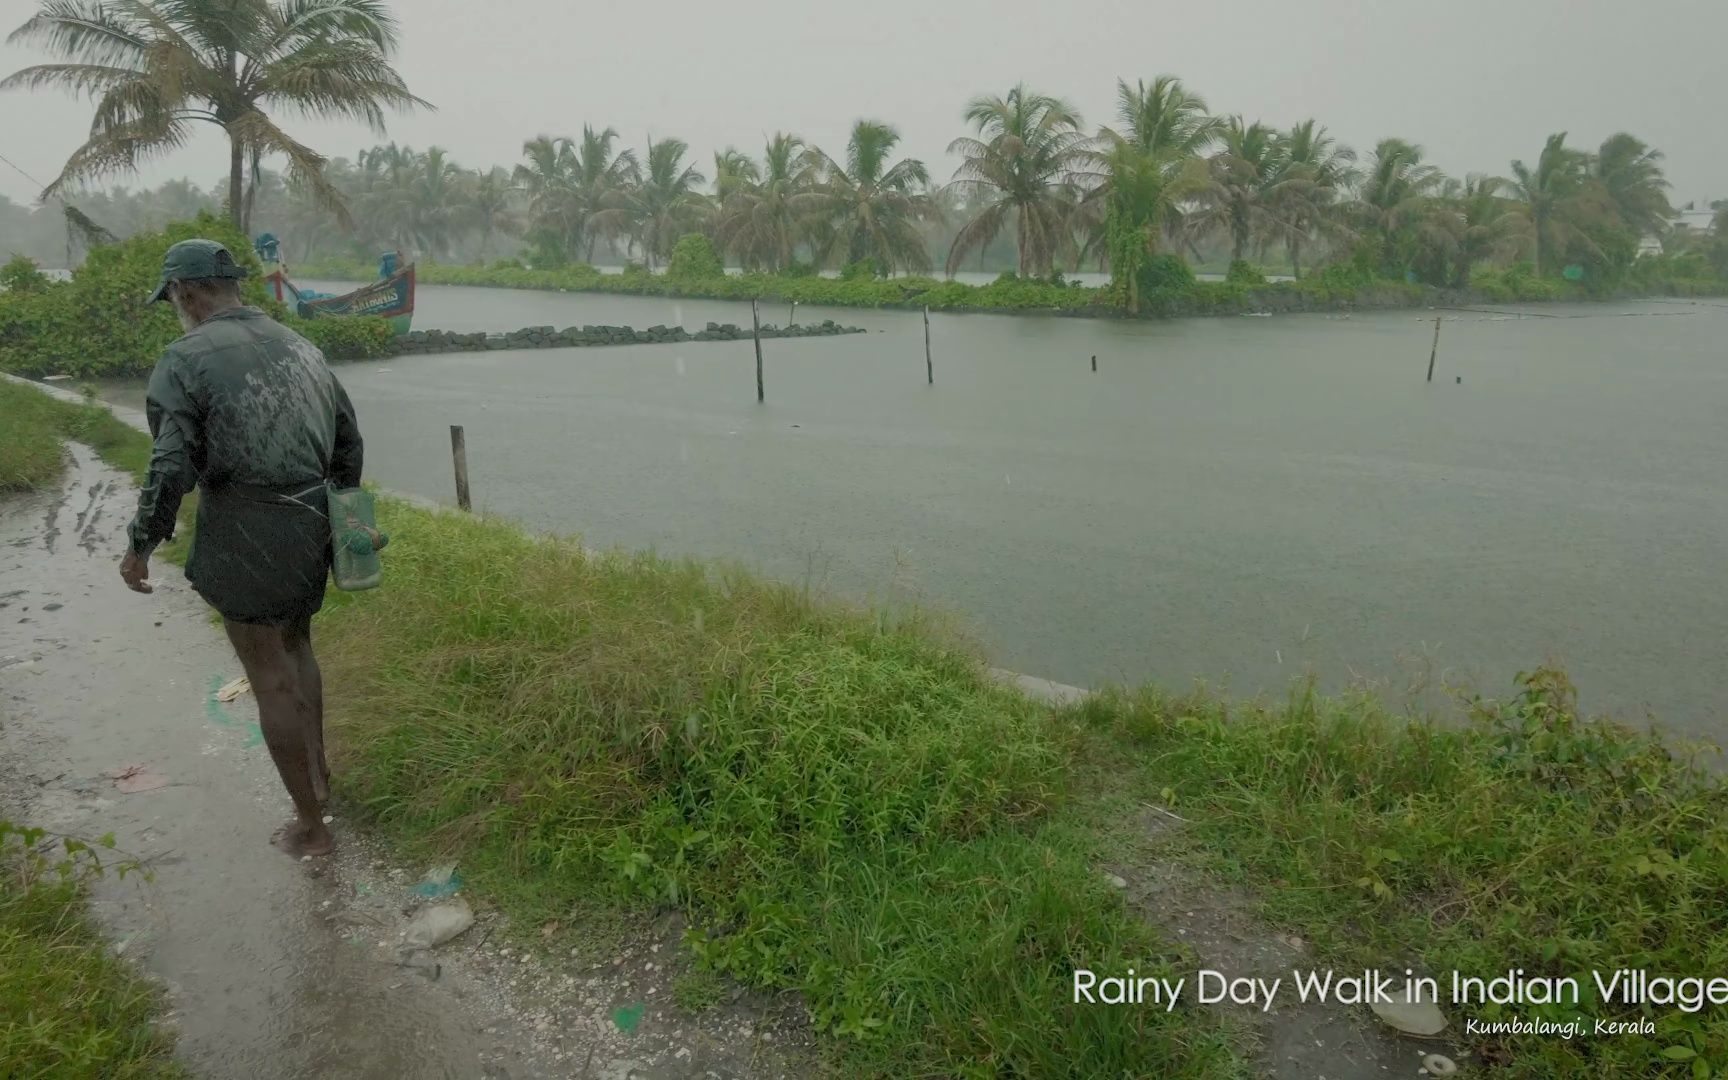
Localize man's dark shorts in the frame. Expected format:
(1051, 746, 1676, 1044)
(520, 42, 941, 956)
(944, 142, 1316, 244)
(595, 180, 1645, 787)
(186, 483, 331, 626)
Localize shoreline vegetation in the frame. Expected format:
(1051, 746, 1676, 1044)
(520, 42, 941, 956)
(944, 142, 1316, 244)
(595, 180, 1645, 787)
(7, 375, 1728, 1076)
(294, 246, 1728, 318)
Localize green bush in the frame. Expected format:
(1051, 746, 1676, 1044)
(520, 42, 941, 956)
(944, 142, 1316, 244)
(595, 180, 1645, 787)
(1137, 253, 1197, 294)
(666, 233, 724, 281)
(0, 255, 51, 295)
(1224, 258, 1266, 286)
(0, 212, 273, 378)
(287, 314, 396, 361)
(838, 258, 884, 281)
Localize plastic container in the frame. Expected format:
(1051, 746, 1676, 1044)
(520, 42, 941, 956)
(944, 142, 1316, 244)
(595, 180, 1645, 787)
(327, 486, 388, 591)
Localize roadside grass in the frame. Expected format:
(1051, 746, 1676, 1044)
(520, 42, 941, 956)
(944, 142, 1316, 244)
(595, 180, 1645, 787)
(313, 501, 1239, 1077)
(1075, 670, 1728, 1076)
(0, 377, 193, 557)
(0, 377, 146, 491)
(0, 829, 182, 1079)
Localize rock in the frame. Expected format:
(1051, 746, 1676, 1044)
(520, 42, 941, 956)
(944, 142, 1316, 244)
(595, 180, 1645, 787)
(1369, 981, 1447, 1035)
(1104, 873, 1128, 889)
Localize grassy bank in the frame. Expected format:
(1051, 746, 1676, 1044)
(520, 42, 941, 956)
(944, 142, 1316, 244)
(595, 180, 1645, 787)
(310, 496, 1728, 1076)
(1077, 675, 1728, 1075)
(0, 828, 181, 1078)
(21, 380, 1728, 1075)
(0, 377, 149, 490)
(312, 503, 1238, 1076)
(298, 253, 1728, 319)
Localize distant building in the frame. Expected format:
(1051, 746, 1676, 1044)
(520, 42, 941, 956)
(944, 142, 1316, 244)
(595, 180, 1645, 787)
(1671, 208, 1718, 234)
(1644, 208, 1719, 256)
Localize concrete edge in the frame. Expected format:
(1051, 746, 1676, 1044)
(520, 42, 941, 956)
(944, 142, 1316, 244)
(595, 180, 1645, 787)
(5, 372, 1094, 706)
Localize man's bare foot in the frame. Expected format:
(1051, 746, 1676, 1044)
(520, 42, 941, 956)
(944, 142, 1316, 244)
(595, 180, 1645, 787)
(271, 818, 335, 857)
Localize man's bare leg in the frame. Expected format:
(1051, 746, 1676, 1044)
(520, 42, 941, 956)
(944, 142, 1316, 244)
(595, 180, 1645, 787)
(284, 614, 330, 803)
(224, 618, 334, 857)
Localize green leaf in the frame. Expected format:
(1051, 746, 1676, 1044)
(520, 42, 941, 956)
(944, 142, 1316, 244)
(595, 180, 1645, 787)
(1664, 1046, 1698, 1061)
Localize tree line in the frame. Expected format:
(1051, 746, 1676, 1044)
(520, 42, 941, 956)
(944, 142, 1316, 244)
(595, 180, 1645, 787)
(4, 2, 1723, 307)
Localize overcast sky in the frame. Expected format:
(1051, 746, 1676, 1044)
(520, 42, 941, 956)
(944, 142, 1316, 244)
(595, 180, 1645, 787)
(1, 0, 1722, 209)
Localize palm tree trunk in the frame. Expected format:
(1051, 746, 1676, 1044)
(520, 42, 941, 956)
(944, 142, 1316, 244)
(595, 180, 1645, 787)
(241, 146, 262, 235)
(1290, 235, 1303, 280)
(227, 134, 245, 230)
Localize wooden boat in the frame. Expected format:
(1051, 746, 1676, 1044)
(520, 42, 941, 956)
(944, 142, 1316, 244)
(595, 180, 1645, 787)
(256, 235, 415, 335)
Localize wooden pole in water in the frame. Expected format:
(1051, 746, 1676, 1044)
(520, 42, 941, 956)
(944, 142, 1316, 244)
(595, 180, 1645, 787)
(789, 300, 797, 326)
(449, 424, 471, 511)
(1426, 316, 1441, 382)
(1091, 354, 1097, 372)
(752, 299, 765, 403)
(923, 306, 933, 385)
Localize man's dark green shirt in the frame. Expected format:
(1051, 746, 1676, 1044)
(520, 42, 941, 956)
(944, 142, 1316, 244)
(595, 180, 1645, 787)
(126, 307, 363, 556)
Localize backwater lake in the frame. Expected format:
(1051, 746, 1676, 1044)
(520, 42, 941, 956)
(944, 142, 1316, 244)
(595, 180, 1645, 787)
(107, 286, 1728, 740)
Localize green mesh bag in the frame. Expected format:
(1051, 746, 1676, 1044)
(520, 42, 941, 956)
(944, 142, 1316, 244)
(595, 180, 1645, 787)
(327, 486, 389, 591)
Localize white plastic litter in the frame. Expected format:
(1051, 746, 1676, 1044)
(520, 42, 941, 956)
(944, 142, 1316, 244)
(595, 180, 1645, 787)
(402, 898, 474, 949)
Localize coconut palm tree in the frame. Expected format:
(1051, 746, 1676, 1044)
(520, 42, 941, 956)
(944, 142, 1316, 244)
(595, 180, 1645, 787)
(404, 146, 464, 258)
(1079, 76, 1220, 311)
(355, 141, 419, 250)
(564, 126, 638, 262)
(1441, 174, 1523, 287)
(1275, 119, 1356, 278)
(1350, 137, 1445, 275)
(465, 166, 517, 261)
(803, 120, 931, 274)
(712, 148, 759, 204)
(1592, 133, 1670, 242)
(944, 84, 1089, 277)
(715, 133, 815, 272)
(597, 137, 708, 268)
(1192, 118, 1291, 264)
(513, 134, 579, 257)
(1509, 132, 1592, 275)
(4, 0, 428, 231)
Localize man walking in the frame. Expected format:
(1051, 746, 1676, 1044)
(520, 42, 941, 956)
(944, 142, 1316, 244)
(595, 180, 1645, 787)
(120, 239, 363, 857)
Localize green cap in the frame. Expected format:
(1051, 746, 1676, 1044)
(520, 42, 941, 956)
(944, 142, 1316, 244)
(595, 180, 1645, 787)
(147, 238, 249, 303)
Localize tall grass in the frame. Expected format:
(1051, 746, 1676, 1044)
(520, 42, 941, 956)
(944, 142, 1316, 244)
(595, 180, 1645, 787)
(316, 503, 1237, 1076)
(1078, 669, 1728, 1076)
(0, 832, 182, 1078)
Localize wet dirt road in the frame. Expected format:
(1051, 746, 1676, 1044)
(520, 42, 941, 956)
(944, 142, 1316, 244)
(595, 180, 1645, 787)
(0, 442, 811, 1080)
(0, 444, 549, 1078)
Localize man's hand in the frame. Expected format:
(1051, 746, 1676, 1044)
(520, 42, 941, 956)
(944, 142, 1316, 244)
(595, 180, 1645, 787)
(120, 550, 154, 594)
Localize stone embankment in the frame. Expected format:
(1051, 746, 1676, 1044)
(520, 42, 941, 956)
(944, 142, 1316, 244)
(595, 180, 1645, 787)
(391, 319, 865, 354)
